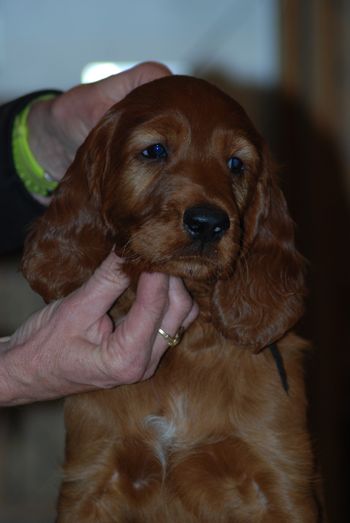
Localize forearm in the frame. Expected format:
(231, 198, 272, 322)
(0, 91, 61, 252)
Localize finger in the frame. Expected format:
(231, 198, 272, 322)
(142, 277, 198, 379)
(168, 276, 199, 329)
(99, 62, 171, 105)
(183, 300, 199, 329)
(127, 61, 172, 87)
(113, 272, 170, 351)
(92, 272, 170, 385)
(66, 252, 130, 325)
(155, 276, 196, 339)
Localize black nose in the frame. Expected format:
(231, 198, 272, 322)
(183, 205, 230, 243)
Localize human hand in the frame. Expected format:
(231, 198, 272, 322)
(27, 62, 170, 187)
(0, 252, 198, 406)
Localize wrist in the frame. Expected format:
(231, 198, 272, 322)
(12, 95, 62, 204)
(0, 339, 43, 406)
(0, 346, 23, 406)
(27, 97, 73, 186)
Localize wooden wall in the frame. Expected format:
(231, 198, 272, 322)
(280, 2, 350, 521)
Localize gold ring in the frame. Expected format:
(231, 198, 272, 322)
(157, 326, 185, 347)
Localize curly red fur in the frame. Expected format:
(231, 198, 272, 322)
(22, 76, 322, 522)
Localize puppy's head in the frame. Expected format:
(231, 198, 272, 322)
(23, 76, 305, 350)
(100, 76, 264, 283)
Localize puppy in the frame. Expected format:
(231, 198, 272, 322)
(23, 75, 321, 522)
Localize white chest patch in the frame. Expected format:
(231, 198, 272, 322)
(143, 393, 188, 470)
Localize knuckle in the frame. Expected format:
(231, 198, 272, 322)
(105, 342, 148, 386)
(122, 363, 146, 385)
(139, 61, 171, 78)
(93, 262, 119, 286)
(55, 298, 80, 327)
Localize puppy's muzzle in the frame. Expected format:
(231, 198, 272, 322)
(183, 205, 230, 244)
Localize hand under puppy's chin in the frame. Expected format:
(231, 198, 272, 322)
(113, 249, 227, 289)
(112, 245, 152, 280)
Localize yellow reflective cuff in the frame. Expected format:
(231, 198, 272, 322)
(12, 95, 59, 197)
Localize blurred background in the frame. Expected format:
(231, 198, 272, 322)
(0, 0, 349, 521)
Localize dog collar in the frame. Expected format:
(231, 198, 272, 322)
(269, 342, 289, 394)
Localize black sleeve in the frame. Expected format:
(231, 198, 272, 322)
(0, 90, 61, 254)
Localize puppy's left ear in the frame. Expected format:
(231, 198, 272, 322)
(212, 147, 305, 351)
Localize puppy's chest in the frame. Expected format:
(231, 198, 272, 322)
(127, 332, 258, 451)
(108, 304, 271, 449)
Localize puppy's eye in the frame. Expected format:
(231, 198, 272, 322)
(227, 156, 244, 175)
(141, 143, 168, 160)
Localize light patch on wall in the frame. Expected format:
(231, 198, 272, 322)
(81, 61, 191, 83)
(81, 62, 134, 83)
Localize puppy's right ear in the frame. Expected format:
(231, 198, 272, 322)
(22, 111, 119, 302)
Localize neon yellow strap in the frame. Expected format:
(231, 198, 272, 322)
(12, 95, 59, 197)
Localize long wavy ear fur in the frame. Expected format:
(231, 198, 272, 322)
(22, 111, 119, 303)
(212, 147, 305, 351)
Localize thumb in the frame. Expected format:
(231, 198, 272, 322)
(68, 251, 130, 324)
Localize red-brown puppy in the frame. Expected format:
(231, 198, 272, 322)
(23, 76, 321, 522)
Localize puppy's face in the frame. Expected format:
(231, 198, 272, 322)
(100, 76, 263, 281)
(23, 75, 304, 348)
